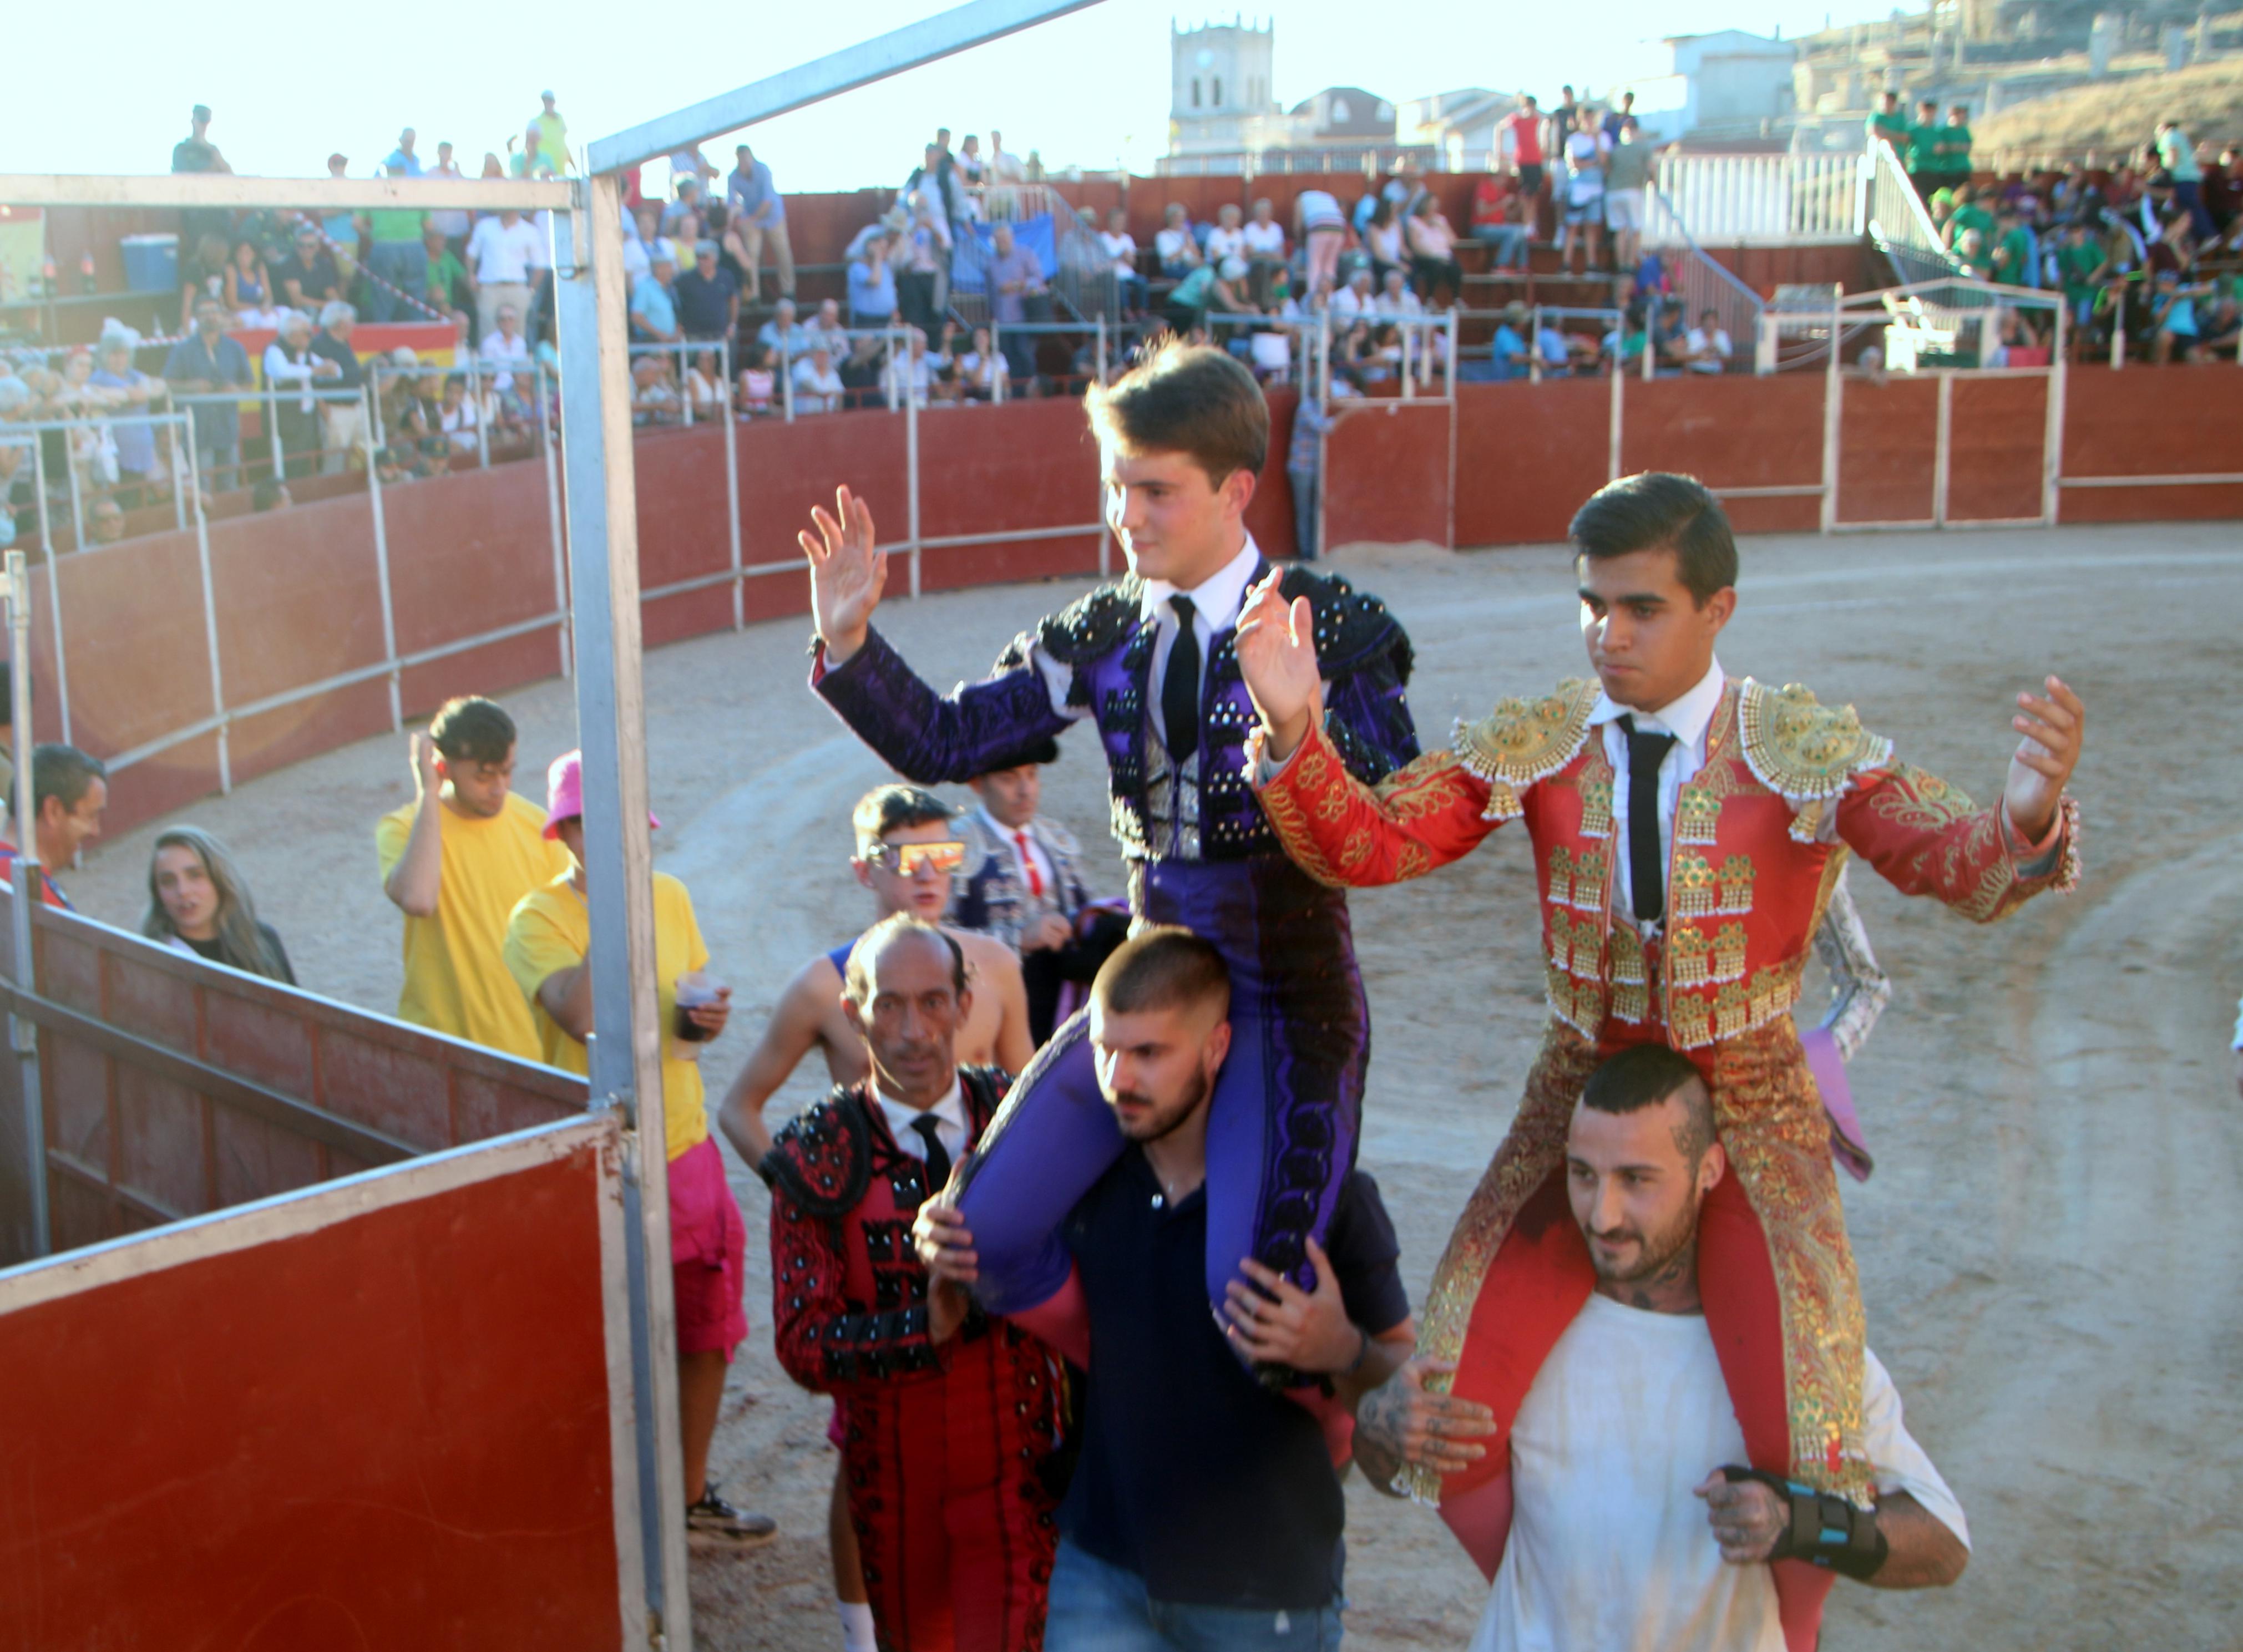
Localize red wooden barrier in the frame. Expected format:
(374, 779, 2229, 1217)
(1325, 401, 1451, 550)
(1836, 377, 1938, 525)
(1948, 376, 2047, 523)
(0, 1116, 631, 1651)
(1455, 379, 1612, 546)
(2058, 363, 2243, 525)
(0, 892, 584, 1259)
(1619, 373, 1825, 536)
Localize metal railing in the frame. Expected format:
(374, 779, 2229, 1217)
(1856, 138, 1966, 287)
(1644, 152, 1861, 246)
(1644, 185, 1769, 375)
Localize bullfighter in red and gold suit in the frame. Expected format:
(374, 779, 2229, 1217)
(767, 916, 1066, 1652)
(1233, 474, 2085, 1650)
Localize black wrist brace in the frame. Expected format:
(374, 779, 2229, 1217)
(1720, 1466, 1890, 1580)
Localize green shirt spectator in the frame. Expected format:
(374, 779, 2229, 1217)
(1868, 103, 1910, 155)
(1936, 116, 1973, 174)
(1948, 200, 1996, 249)
(369, 209, 424, 245)
(1991, 225, 2035, 286)
(1906, 113, 1943, 174)
(2058, 236, 2104, 308)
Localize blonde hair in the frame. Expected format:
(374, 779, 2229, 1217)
(141, 825, 290, 981)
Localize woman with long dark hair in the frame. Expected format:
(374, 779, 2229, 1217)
(142, 825, 295, 984)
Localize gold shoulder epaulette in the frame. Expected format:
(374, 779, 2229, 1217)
(1737, 678, 1895, 801)
(1454, 678, 1599, 791)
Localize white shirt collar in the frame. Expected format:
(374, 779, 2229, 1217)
(1589, 655, 1726, 751)
(873, 1079, 966, 1154)
(1140, 536, 1263, 634)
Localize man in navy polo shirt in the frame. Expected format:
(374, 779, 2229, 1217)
(920, 926, 1415, 1650)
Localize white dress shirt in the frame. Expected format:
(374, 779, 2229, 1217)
(874, 1080, 968, 1167)
(978, 805, 1056, 901)
(1027, 535, 1265, 735)
(1589, 655, 1726, 933)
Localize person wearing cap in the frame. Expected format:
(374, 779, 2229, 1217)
(675, 239, 741, 343)
(503, 750, 777, 1550)
(377, 696, 572, 1060)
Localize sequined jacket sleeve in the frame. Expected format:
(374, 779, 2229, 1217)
(769, 1186, 944, 1395)
(812, 625, 1077, 784)
(1832, 766, 2080, 925)
(1251, 717, 1503, 888)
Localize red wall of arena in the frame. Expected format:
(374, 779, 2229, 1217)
(37, 368, 2241, 839)
(0, 1139, 624, 1650)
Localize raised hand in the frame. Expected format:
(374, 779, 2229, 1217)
(799, 484, 884, 665)
(411, 731, 442, 797)
(1233, 570, 1323, 762)
(2000, 675, 2085, 844)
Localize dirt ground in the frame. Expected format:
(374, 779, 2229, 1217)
(68, 521, 2243, 1651)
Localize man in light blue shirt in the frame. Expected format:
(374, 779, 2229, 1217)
(757, 298, 809, 363)
(1490, 305, 1530, 380)
(631, 256, 681, 343)
(726, 144, 794, 301)
(383, 129, 423, 176)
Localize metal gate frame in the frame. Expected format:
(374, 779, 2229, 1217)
(2, 3, 1108, 1643)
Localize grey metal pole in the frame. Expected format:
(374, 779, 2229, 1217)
(721, 339, 743, 631)
(992, 319, 1005, 404)
(40, 447, 73, 749)
(6, 551, 48, 1260)
(553, 181, 692, 1651)
(185, 439, 231, 793)
(472, 353, 492, 468)
(362, 389, 403, 731)
(906, 373, 923, 600)
(269, 386, 285, 483)
(537, 361, 573, 677)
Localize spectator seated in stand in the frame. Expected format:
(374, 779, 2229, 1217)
(1403, 194, 1463, 307)
(1362, 197, 1405, 289)
(420, 222, 470, 330)
(1683, 307, 1734, 374)
(180, 232, 233, 332)
(1154, 204, 1202, 279)
(251, 478, 291, 512)
(686, 348, 727, 418)
(956, 326, 1007, 401)
(736, 342, 777, 415)
(1328, 265, 1378, 323)
(791, 343, 845, 413)
(1953, 227, 1993, 281)
(1241, 197, 1287, 268)
(88, 334, 170, 505)
(437, 372, 486, 454)
(1471, 170, 1532, 271)
(631, 353, 683, 425)
(273, 220, 341, 313)
(838, 333, 892, 406)
(1100, 209, 1147, 316)
(479, 304, 533, 401)
(1163, 256, 1245, 339)
(1487, 300, 1531, 380)
(1206, 204, 1248, 266)
(631, 254, 683, 344)
(1374, 268, 1422, 318)
(2148, 267, 2210, 363)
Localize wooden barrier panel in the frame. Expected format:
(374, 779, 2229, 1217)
(1325, 401, 1452, 550)
(1619, 373, 1824, 535)
(2059, 363, 2243, 525)
(1948, 376, 2048, 523)
(0, 893, 585, 1260)
(1454, 379, 1612, 546)
(0, 1117, 631, 1651)
(1836, 376, 1938, 524)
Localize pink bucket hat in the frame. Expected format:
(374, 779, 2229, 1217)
(543, 748, 661, 839)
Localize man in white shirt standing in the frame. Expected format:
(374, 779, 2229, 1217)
(1357, 1043, 1970, 1652)
(465, 208, 541, 347)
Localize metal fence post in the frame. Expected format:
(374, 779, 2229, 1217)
(907, 378, 923, 600)
(1530, 305, 1544, 384)
(267, 386, 286, 483)
(362, 389, 403, 731)
(1820, 292, 1844, 533)
(553, 180, 692, 1651)
(184, 441, 231, 793)
(33, 441, 73, 749)
(537, 361, 573, 678)
(6, 551, 49, 1260)
(992, 319, 1005, 404)
(721, 339, 743, 630)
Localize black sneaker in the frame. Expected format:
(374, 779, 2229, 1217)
(686, 1484, 778, 1549)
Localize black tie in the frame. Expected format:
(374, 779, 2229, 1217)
(1619, 714, 1677, 926)
(1162, 595, 1201, 769)
(910, 1114, 953, 1197)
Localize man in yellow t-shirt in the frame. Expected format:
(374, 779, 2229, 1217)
(502, 748, 776, 1550)
(376, 696, 571, 1058)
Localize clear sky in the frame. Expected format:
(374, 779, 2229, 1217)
(17, 0, 1902, 195)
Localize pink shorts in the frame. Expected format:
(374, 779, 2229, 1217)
(668, 1136, 749, 1357)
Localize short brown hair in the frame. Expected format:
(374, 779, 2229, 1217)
(429, 696, 516, 766)
(1091, 924, 1231, 1018)
(851, 783, 951, 857)
(1083, 337, 1268, 485)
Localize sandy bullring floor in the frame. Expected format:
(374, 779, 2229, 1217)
(67, 521, 2243, 1650)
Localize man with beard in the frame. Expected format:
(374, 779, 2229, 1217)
(916, 928, 1416, 1651)
(1356, 1046, 1968, 1652)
